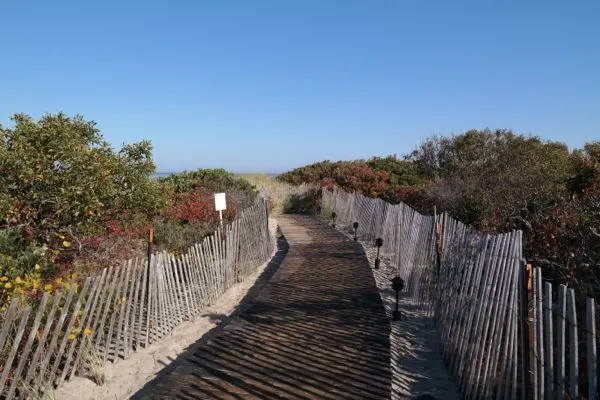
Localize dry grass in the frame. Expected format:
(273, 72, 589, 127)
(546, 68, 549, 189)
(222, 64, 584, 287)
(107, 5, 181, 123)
(240, 174, 316, 217)
(81, 339, 105, 386)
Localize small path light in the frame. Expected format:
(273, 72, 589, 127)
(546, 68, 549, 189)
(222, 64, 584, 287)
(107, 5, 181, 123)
(391, 276, 405, 321)
(353, 222, 359, 241)
(374, 238, 383, 269)
(331, 212, 337, 228)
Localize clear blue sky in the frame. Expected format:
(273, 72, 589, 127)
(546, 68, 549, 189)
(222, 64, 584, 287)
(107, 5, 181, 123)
(1, 1, 598, 173)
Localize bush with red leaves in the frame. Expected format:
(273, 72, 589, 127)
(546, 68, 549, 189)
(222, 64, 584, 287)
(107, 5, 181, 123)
(165, 187, 236, 224)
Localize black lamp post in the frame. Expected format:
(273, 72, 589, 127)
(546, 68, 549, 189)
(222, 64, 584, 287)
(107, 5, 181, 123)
(391, 276, 405, 321)
(374, 238, 383, 269)
(353, 222, 359, 241)
(331, 211, 337, 228)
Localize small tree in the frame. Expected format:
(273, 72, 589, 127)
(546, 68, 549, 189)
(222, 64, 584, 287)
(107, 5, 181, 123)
(0, 112, 161, 257)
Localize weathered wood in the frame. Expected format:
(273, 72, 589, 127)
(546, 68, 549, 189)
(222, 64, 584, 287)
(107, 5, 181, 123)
(543, 282, 554, 399)
(69, 268, 109, 380)
(5, 293, 49, 399)
(556, 284, 567, 400)
(60, 276, 102, 384)
(23, 292, 62, 390)
(139, 256, 150, 348)
(0, 299, 20, 353)
(47, 278, 93, 387)
(91, 267, 119, 350)
(0, 306, 32, 394)
(567, 288, 578, 399)
(35, 285, 77, 391)
(120, 259, 138, 358)
(103, 264, 129, 363)
(535, 267, 545, 399)
(587, 297, 597, 400)
(128, 260, 143, 355)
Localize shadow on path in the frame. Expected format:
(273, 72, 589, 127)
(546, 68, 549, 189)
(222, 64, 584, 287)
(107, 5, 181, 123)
(132, 216, 391, 399)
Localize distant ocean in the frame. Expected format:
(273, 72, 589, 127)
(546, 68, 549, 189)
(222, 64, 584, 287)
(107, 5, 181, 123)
(151, 172, 280, 179)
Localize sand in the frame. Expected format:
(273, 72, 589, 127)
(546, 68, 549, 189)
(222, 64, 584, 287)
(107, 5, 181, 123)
(362, 243, 460, 400)
(55, 220, 279, 400)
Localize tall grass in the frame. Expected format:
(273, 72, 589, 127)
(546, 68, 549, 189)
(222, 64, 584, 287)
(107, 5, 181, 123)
(239, 174, 317, 216)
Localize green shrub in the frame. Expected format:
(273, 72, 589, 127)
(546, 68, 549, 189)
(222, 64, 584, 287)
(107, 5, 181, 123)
(283, 189, 321, 215)
(153, 218, 219, 253)
(158, 168, 257, 209)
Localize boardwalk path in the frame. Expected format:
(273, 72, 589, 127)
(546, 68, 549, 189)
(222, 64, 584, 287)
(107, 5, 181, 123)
(134, 215, 392, 399)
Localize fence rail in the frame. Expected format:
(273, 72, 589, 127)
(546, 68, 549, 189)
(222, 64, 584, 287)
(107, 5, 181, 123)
(0, 197, 274, 399)
(321, 187, 598, 400)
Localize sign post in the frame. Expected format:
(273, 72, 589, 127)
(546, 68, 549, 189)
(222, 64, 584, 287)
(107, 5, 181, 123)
(214, 193, 226, 226)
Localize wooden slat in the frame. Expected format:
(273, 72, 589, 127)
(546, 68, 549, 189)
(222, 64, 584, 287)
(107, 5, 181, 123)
(5, 293, 49, 399)
(47, 278, 93, 387)
(104, 263, 130, 363)
(22, 292, 62, 390)
(587, 297, 597, 400)
(567, 288, 578, 399)
(138, 256, 150, 348)
(556, 284, 567, 400)
(35, 285, 77, 391)
(128, 260, 143, 354)
(114, 261, 134, 360)
(0, 299, 20, 352)
(172, 255, 190, 319)
(0, 306, 32, 395)
(544, 282, 554, 399)
(91, 267, 118, 350)
(60, 275, 103, 384)
(536, 268, 545, 399)
(69, 268, 109, 380)
(121, 259, 138, 358)
(92, 266, 120, 359)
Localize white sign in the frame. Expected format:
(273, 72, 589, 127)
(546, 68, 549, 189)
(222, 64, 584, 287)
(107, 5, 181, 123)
(214, 193, 227, 211)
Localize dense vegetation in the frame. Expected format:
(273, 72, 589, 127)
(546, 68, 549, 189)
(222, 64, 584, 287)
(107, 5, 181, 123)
(279, 129, 600, 297)
(0, 113, 257, 307)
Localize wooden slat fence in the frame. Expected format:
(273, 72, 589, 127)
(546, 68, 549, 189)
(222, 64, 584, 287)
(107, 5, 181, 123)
(0, 197, 274, 399)
(321, 187, 598, 400)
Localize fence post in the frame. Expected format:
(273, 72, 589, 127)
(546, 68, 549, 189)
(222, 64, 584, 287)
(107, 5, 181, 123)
(147, 228, 154, 279)
(146, 227, 154, 327)
(434, 206, 442, 278)
(520, 260, 534, 399)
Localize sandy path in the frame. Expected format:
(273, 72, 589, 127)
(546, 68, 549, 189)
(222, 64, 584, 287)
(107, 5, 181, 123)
(56, 220, 280, 400)
(362, 243, 460, 400)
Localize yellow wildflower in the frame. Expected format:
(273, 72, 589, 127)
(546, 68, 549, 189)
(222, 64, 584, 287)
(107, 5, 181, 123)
(4, 282, 12, 289)
(0, 276, 8, 282)
(84, 328, 92, 335)
(44, 284, 53, 291)
(34, 264, 41, 270)
(67, 334, 76, 340)
(15, 276, 22, 284)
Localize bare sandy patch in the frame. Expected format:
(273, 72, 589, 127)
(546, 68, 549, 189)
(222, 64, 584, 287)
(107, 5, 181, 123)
(362, 240, 460, 400)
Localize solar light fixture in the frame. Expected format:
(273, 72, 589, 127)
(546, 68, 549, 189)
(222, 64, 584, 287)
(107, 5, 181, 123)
(391, 276, 405, 321)
(353, 221, 359, 241)
(331, 211, 337, 228)
(374, 238, 383, 269)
